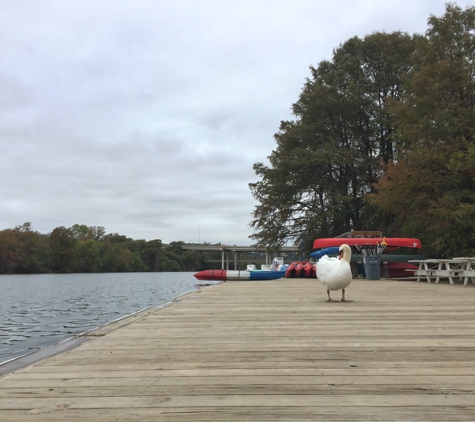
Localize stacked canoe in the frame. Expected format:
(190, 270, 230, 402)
(285, 261, 316, 278)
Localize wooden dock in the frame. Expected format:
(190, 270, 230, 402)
(1, 278, 475, 421)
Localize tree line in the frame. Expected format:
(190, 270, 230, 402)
(0, 222, 203, 274)
(250, 3, 475, 258)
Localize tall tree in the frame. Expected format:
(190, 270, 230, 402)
(249, 31, 416, 250)
(76, 239, 103, 272)
(13, 222, 48, 273)
(49, 226, 78, 272)
(0, 229, 21, 274)
(142, 239, 163, 271)
(102, 242, 134, 272)
(368, 3, 475, 257)
(70, 224, 89, 241)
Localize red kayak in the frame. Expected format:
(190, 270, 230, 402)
(313, 237, 421, 250)
(303, 262, 314, 278)
(285, 262, 297, 278)
(294, 262, 304, 277)
(285, 262, 315, 278)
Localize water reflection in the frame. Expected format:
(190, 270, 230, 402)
(0, 272, 205, 363)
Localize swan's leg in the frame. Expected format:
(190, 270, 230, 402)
(340, 288, 354, 302)
(326, 289, 337, 302)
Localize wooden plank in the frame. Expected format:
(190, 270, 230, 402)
(2, 382, 475, 398)
(9, 349, 472, 360)
(6, 367, 475, 378)
(2, 406, 475, 421)
(2, 375, 475, 388)
(2, 394, 475, 408)
(13, 360, 475, 373)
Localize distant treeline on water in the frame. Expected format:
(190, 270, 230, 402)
(0, 222, 208, 274)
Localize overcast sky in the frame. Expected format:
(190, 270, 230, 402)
(1, 0, 472, 245)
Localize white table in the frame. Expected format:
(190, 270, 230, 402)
(432, 259, 466, 284)
(453, 257, 475, 285)
(408, 259, 440, 283)
(408, 259, 469, 284)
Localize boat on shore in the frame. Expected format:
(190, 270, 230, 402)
(313, 237, 421, 251)
(194, 268, 287, 281)
(194, 257, 288, 281)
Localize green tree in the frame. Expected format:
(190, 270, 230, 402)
(130, 251, 147, 272)
(71, 224, 105, 242)
(87, 226, 106, 241)
(0, 222, 198, 273)
(49, 226, 78, 272)
(76, 239, 103, 272)
(13, 223, 49, 273)
(368, 3, 475, 257)
(250, 31, 416, 250)
(181, 249, 202, 271)
(142, 240, 163, 271)
(0, 229, 21, 274)
(70, 224, 89, 241)
(102, 243, 134, 272)
(103, 233, 129, 243)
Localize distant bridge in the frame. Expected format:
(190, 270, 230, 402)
(181, 245, 300, 270)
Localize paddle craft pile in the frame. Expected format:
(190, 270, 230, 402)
(284, 262, 316, 278)
(194, 238, 422, 281)
(312, 237, 423, 278)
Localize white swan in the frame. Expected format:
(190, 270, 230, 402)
(317, 244, 353, 302)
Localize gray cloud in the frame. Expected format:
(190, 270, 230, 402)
(0, 0, 465, 244)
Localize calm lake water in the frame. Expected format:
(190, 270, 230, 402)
(0, 272, 212, 364)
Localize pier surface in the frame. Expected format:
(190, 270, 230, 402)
(1, 278, 475, 421)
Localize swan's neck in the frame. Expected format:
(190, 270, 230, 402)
(341, 248, 351, 263)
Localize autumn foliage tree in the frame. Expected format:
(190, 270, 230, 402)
(367, 3, 475, 257)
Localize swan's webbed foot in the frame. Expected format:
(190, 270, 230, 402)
(340, 289, 354, 302)
(326, 289, 338, 302)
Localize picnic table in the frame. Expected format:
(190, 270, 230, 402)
(453, 257, 475, 285)
(408, 259, 440, 283)
(408, 258, 475, 285)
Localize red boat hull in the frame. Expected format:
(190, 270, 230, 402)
(194, 269, 227, 281)
(386, 262, 418, 278)
(313, 237, 421, 250)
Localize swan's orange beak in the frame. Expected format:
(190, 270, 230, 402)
(338, 250, 343, 260)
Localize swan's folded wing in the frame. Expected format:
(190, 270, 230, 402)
(317, 257, 335, 280)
